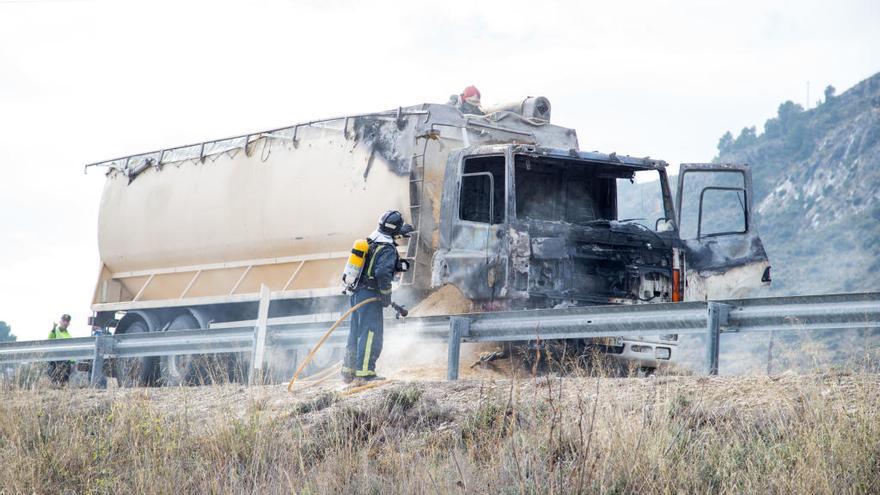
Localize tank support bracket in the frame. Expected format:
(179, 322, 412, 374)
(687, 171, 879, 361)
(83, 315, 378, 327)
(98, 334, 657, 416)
(248, 284, 272, 385)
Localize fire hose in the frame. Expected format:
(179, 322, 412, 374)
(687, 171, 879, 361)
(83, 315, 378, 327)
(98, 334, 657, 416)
(287, 298, 407, 392)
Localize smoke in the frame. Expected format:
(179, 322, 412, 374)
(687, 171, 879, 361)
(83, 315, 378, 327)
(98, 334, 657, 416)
(377, 318, 505, 381)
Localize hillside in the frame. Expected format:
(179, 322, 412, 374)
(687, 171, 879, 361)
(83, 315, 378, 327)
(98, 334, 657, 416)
(714, 73, 880, 295)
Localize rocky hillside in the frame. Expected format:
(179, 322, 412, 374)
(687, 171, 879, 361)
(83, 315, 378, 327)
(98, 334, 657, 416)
(715, 72, 880, 295)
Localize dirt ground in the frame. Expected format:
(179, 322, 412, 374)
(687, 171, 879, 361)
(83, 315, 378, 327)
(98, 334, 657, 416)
(11, 368, 877, 428)
(4, 367, 879, 494)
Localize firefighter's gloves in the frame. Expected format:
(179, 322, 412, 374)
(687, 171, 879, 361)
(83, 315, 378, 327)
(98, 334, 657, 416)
(395, 258, 410, 273)
(380, 292, 392, 307)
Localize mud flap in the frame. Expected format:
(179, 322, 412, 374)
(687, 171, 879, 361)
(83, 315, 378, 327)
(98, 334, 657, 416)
(676, 163, 771, 300)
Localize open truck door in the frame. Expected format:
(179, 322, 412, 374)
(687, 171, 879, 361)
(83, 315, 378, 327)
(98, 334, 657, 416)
(676, 163, 771, 300)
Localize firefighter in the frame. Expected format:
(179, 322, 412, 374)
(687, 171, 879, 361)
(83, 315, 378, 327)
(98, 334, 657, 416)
(47, 314, 73, 385)
(342, 211, 413, 383)
(448, 85, 484, 115)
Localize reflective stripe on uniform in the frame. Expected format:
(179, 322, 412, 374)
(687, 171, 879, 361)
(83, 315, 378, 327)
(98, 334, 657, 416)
(360, 330, 375, 374)
(366, 244, 386, 278)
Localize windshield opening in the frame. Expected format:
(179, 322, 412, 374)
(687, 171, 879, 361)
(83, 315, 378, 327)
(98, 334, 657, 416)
(678, 170, 747, 239)
(514, 155, 612, 224)
(514, 154, 670, 231)
(616, 169, 669, 231)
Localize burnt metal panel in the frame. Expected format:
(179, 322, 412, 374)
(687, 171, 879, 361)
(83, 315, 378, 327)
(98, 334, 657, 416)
(676, 163, 770, 274)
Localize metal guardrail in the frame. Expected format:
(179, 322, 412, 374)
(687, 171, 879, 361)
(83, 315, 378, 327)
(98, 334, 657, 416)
(1, 290, 877, 385)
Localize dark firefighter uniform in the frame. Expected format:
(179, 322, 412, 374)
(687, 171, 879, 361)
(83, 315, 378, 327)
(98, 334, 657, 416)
(342, 211, 412, 382)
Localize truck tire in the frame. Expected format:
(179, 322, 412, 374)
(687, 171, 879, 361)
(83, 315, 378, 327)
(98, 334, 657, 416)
(159, 309, 230, 386)
(114, 317, 158, 387)
(159, 312, 201, 386)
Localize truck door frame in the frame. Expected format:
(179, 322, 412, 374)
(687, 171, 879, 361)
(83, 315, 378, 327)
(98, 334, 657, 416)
(433, 148, 511, 300)
(675, 163, 770, 300)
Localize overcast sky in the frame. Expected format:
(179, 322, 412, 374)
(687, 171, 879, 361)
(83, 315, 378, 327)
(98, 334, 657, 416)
(1, 0, 878, 341)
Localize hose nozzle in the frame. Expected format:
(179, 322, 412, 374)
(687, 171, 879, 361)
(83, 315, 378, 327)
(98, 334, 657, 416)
(391, 302, 408, 319)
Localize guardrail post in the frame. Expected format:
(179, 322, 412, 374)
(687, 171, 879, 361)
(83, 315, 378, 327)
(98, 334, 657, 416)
(90, 335, 113, 388)
(248, 284, 271, 385)
(447, 317, 470, 380)
(705, 302, 729, 375)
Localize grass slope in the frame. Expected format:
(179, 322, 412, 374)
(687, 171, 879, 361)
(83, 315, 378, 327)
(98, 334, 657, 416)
(2, 373, 878, 494)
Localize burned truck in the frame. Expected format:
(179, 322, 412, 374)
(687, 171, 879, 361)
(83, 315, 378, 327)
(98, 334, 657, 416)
(87, 97, 770, 385)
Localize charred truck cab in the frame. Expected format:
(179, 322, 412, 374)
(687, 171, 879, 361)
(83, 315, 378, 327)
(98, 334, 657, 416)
(436, 146, 680, 306)
(433, 145, 770, 369)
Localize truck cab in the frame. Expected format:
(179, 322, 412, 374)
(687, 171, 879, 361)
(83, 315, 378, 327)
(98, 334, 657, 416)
(432, 145, 771, 368)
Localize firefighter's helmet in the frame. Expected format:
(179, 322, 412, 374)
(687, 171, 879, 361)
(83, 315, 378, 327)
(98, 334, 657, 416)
(378, 210, 413, 237)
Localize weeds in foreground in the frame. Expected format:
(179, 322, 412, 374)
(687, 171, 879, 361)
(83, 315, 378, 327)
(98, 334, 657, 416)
(0, 373, 878, 494)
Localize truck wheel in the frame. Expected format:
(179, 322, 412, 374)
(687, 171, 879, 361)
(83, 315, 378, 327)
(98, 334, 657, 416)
(225, 353, 248, 384)
(189, 352, 234, 385)
(159, 312, 201, 386)
(159, 310, 229, 386)
(114, 318, 158, 387)
(637, 366, 656, 378)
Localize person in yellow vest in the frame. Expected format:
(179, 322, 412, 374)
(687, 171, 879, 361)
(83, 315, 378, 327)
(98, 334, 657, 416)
(47, 313, 73, 385)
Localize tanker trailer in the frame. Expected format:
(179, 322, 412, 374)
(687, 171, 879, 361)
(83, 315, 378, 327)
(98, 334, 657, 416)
(87, 97, 770, 385)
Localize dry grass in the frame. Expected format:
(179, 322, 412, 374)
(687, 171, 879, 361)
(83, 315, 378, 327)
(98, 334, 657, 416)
(1, 371, 879, 494)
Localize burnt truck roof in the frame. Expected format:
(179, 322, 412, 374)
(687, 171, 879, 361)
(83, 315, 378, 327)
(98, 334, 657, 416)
(84, 100, 664, 178)
(473, 144, 669, 171)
